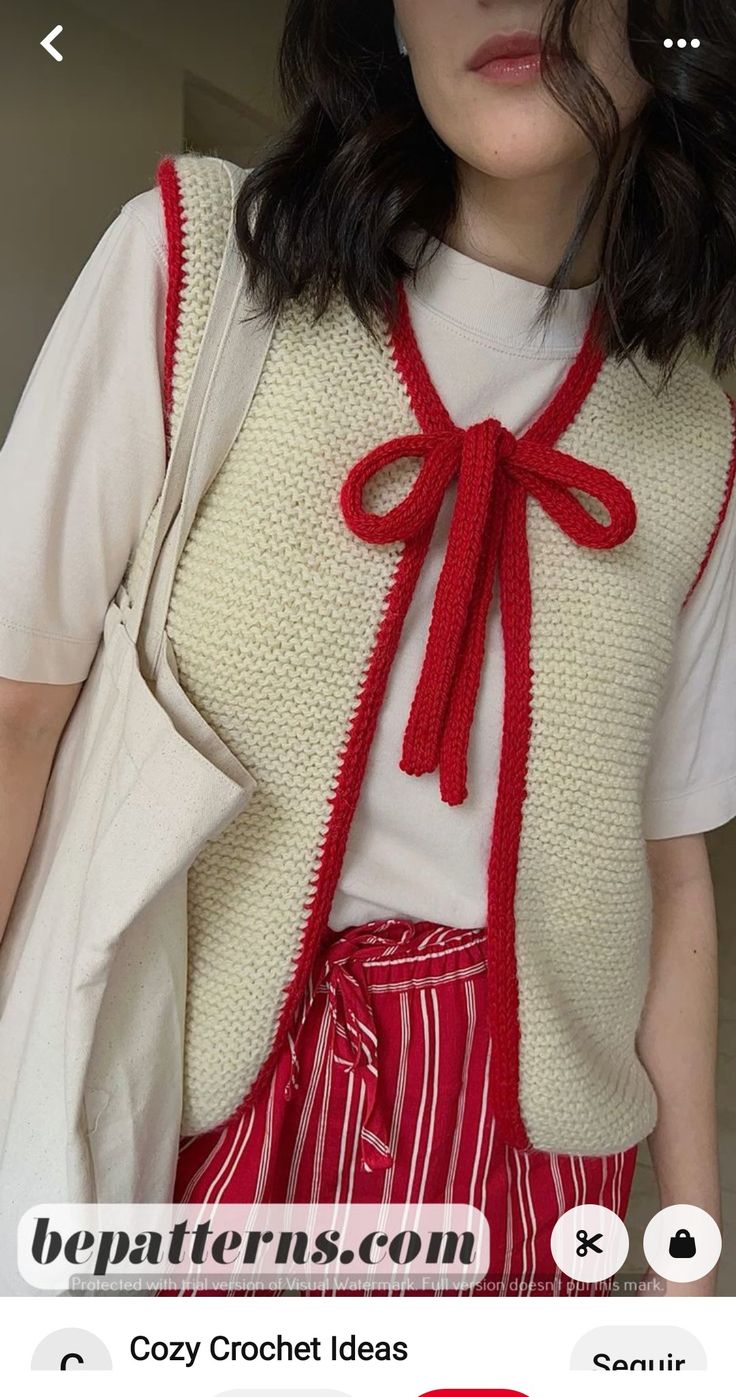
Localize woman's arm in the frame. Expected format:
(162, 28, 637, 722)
(0, 678, 81, 940)
(638, 832, 720, 1295)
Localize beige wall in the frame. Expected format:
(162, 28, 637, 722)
(75, 0, 289, 124)
(0, 0, 183, 435)
(0, 0, 288, 437)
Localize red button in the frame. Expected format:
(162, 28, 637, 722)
(420, 1390, 530, 1397)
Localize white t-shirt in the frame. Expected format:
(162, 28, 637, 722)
(1, 188, 735, 932)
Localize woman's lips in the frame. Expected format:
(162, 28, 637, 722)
(467, 30, 543, 85)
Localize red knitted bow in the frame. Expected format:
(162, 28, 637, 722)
(340, 399, 637, 807)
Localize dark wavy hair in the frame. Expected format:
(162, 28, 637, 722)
(236, 0, 736, 378)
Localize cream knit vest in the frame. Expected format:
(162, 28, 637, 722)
(150, 154, 735, 1155)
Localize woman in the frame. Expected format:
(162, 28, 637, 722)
(1, 0, 735, 1297)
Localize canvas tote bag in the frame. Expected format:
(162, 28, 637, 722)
(0, 160, 277, 1292)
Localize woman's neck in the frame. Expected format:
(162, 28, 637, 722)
(446, 153, 608, 290)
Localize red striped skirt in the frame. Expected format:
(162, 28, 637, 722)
(174, 918, 637, 1295)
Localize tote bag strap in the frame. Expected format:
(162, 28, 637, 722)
(124, 159, 278, 676)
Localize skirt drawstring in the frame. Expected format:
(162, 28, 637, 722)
(325, 957, 394, 1171)
(285, 931, 395, 1173)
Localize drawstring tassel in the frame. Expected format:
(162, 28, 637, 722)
(285, 955, 394, 1172)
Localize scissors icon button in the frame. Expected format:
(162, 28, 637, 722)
(576, 1229, 604, 1257)
(551, 1206, 630, 1282)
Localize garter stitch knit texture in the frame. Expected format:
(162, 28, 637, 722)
(151, 154, 736, 1154)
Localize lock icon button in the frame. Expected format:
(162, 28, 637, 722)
(669, 1228, 697, 1259)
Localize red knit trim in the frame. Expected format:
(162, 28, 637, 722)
(390, 285, 606, 1150)
(157, 156, 186, 448)
(216, 283, 606, 1145)
(681, 393, 736, 609)
(494, 313, 606, 1149)
(485, 479, 534, 1150)
(389, 286, 605, 446)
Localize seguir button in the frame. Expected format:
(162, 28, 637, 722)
(571, 1326, 706, 1373)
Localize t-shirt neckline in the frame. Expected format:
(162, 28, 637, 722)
(398, 226, 601, 356)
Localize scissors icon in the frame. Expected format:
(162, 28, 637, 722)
(576, 1229, 603, 1257)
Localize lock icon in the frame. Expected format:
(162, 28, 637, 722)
(669, 1228, 697, 1259)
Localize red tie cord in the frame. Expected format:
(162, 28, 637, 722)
(340, 282, 637, 806)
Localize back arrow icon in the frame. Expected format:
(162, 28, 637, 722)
(41, 25, 64, 61)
